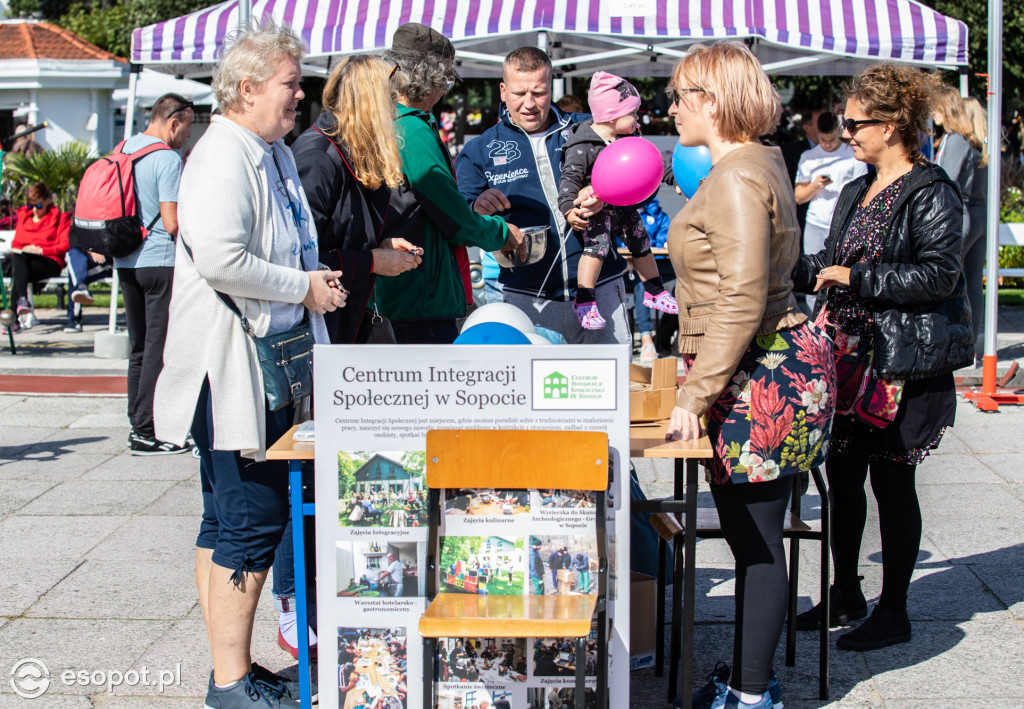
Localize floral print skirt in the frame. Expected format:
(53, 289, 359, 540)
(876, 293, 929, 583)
(683, 322, 836, 485)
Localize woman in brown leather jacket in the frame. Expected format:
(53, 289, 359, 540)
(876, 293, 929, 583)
(793, 66, 972, 652)
(664, 42, 836, 709)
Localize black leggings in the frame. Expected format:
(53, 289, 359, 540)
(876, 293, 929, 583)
(9, 252, 62, 302)
(711, 476, 792, 695)
(826, 454, 920, 610)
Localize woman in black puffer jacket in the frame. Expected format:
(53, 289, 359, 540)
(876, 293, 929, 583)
(792, 64, 973, 652)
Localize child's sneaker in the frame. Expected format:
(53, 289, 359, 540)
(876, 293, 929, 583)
(1, 321, 20, 335)
(644, 290, 679, 314)
(573, 301, 606, 330)
(710, 687, 773, 709)
(15, 297, 31, 316)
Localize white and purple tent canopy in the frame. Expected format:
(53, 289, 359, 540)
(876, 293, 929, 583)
(131, 0, 967, 79)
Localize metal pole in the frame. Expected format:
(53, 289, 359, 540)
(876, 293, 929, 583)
(108, 63, 143, 334)
(982, 0, 1003, 393)
(239, 0, 251, 29)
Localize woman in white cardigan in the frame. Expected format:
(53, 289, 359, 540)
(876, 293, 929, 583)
(153, 18, 345, 709)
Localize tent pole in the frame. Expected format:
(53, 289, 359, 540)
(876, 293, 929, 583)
(240, 0, 251, 29)
(959, 67, 969, 97)
(982, 0, 1002, 392)
(966, 0, 1019, 409)
(107, 63, 143, 335)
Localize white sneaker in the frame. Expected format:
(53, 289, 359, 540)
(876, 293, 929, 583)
(71, 287, 94, 305)
(278, 608, 318, 660)
(20, 311, 39, 329)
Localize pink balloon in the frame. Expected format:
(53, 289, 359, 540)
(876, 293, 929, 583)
(591, 136, 664, 206)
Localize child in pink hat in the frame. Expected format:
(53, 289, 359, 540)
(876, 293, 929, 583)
(558, 71, 677, 330)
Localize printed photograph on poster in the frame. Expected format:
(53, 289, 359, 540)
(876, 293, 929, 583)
(533, 634, 598, 677)
(437, 638, 528, 683)
(527, 686, 596, 708)
(440, 536, 525, 595)
(338, 450, 428, 528)
(337, 626, 408, 709)
(436, 682, 496, 709)
(445, 489, 531, 516)
(336, 541, 423, 598)
(537, 490, 596, 509)
(528, 536, 598, 595)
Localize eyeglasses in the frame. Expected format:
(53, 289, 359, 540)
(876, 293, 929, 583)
(167, 101, 195, 120)
(667, 87, 705, 104)
(840, 117, 885, 134)
(443, 77, 456, 94)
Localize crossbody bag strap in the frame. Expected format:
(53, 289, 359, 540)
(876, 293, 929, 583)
(180, 238, 254, 335)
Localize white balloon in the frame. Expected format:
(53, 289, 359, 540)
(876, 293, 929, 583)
(462, 303, 537, 335)
(526, 333, 550, 345)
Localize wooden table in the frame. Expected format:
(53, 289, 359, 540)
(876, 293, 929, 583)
(267, 425, 316, 709)
(346, 642, 402, 709)
(630, 420, 714, 707)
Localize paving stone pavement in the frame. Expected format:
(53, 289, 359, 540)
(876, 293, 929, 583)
(1, 310, 1023, 707)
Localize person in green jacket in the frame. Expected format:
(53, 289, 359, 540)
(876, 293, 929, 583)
(375, 23, 525, 344)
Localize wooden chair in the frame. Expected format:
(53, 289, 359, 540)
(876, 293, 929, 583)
(650, 467, 830, 701)
(419, 429, 611, 709)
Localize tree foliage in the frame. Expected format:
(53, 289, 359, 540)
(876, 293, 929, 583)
(6, 0, 212, 59)
(338, 451, 365, 499)
(3, 141, 98, 211)
(931, 0, 1024, 107)
(439, 536, 482, 572)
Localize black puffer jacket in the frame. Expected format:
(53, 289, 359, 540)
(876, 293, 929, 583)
(793, 160, 974, 380)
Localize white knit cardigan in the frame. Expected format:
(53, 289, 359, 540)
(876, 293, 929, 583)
(154, 115, 325, 460)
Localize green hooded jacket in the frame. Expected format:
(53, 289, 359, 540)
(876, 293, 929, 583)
(374, 103, 508, 322)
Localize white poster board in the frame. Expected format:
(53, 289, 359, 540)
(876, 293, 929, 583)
(314, 344, 630, 709)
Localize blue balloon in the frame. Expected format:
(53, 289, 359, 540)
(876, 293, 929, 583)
(672, 143, 713, 198)
(454, 322, 531, 345)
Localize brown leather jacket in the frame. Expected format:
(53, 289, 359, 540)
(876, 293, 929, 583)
(667, 143, 807, 417)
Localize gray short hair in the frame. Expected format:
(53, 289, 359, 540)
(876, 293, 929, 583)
(213, 16, 307, 114)
(383, 48, 454, 104)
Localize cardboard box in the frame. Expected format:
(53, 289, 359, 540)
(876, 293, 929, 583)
(629, 357, 678, 422)
(629, 571, 657, 670)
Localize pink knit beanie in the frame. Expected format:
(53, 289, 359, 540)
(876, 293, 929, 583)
(588, 71, 641, 123)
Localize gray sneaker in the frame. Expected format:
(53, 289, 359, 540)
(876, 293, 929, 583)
(203, 670, 299, 708)
(252, 662, 318, 705)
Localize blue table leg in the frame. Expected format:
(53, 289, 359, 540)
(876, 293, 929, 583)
(290, 460, 313, 709)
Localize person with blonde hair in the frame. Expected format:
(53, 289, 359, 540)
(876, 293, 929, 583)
(292, 54, 422, 345)
(664, 40, 836, 709)
(793, 64, 972, 653)
(932, 85, 982, 237)
(154, 17, 345, 709)
(961, 96, 989, 356)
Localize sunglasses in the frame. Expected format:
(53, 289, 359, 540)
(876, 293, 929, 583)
(28, 202, 45, 209)
(167, 100, 195, 119)
(667, 87, 705, 104)
(841, 117, 885, 134)
(443, 77, 456, 94)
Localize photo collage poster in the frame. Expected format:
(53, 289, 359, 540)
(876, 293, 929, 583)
(315, 345, 630, 709)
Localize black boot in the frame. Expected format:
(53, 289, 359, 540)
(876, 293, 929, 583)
(836, 605, 911, 651)
(795, 580, 867, 631)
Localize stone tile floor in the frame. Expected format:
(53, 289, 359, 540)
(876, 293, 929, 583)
(1, 307, 1023, 707)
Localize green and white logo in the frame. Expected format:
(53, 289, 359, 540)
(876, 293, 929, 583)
(543, 372, 569, 399)
(532, 360, 616, 410)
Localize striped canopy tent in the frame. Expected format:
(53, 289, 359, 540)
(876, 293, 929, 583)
(130, 0, 968, 80)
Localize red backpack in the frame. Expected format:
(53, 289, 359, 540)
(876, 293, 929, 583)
(69, 139, 170, 258)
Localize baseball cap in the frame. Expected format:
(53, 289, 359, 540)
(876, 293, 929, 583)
(391, 22, 461, 80)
